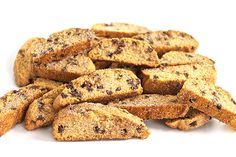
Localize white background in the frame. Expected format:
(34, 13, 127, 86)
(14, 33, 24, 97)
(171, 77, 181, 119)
(0, 0, 236, 156)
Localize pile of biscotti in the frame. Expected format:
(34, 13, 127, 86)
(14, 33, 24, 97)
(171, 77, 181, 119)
(1, 22, 236, 141)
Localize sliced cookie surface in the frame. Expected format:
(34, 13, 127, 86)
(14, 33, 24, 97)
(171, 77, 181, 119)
(141, 63, 216, 95)
(108, 94, 189, 120)
(133, 30, 199, 57)
(160, 51, 215, 66)
(89, 38, 159, 67)
(14, 37, 45, 86)
(52, 103, 150, 141)
(0, 84, 49, 136)
(33, 53, 95, 82)
(53, 69, 143, 110)
(177, 79, 236, 129)
(25, 85, 66, 130)
(92, 22, 150, 38)
(165, 109, 211, 130)
(31, 28, 95, 64)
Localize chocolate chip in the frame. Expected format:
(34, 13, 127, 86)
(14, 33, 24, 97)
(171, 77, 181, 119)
(60, 54, 65, 58)
(69, 105, 76, 110)
(96, 84, 104, 89)
(58, 125, 65, 133)
(37, 99, 44, 111)
(189, 121, 197, 127)
(47, 47, 54, 52)
(121, 129, 128, 136)
(153, 75, 159, 79)
(184, 73, 189, 78)
(231, 98, 236, 105)
(66, 83, 73, 90)
(81, 81, 93, 92)
(185, 54, 193, 58)
(37, 115, 45, 121)
(70, 89, 82, 98)
(118, 40, 125, 48)
(212, 92, 217, 96)
(115, 87, 121, 91)
(216, 104, 222, 110)
(193, 65, 198, 70)
(144, 95, 150, 99)
(61, 93, 68, 98)
(146, 47, 153, 53)
(200, 90, 206, 96)
(12, 90, 18, 94)
(18, 49, 25, 57)
(47, 39, 53, 42)
(176, 71, 180, 76)
(136, 124, 144, 133)
(189, 98, 197, 103)
(111, 39, 118, 44)
(113, 47, 123, 55)
(67, 32, 72, 36)
(107, 52, 113, 57)
(94, 126, 105, 134)
(117, 74, 123, 80)
(106, 90, 113, 95)
(132, 41, 137, 46)
(104, 23, 113, 26)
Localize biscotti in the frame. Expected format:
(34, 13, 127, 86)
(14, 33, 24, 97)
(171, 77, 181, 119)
(25, 85, 66, 130)
(177, 79, 236, 129)
(160, 51, 215, 66)
(165, 109, 211, 130)
(31, 28, 95, 64)
(0, 84, 49, 136)
(92, 22, 150, 38)
(52, 103, 150, 141)
(14, 37, 45, 86)
(133, 30, 199, 57)
(141, 63, 216, 95)
(108, 94, 189, 120)
(33, 53, 96, 82)
(53, 69, 143, 110)
(88, 38, 159, 67)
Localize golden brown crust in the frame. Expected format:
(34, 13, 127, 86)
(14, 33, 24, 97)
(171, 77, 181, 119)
(141, 63, 216, 95)
(53, 69, 143, 111)
(25, 85, 66, 130)
(52, 103, 150, 141)
(108, 94, 189, 120)
(94, 61, 111, 70)
(33, 78, 63, 89)
(133, 30, 199, 57)
(0, 84, 49, 136)
(177, 79, 236, 129)
(88, 38, 160, 67)
(165, 109, 211, 130)
(92, 22, 150, 38)
(14, 37, 45, 86)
